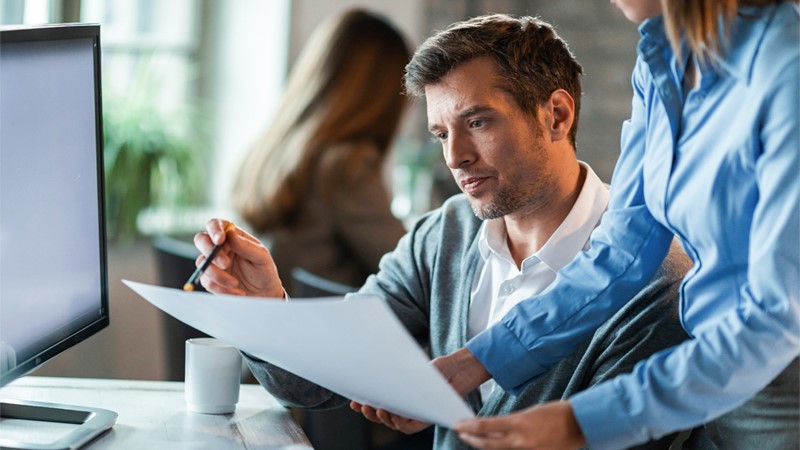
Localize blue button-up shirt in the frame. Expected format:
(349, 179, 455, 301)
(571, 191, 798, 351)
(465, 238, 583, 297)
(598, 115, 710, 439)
(466, 4, 799, 449)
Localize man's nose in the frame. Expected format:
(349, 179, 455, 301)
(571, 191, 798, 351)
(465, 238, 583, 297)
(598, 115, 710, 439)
(443, 132, 475, 169)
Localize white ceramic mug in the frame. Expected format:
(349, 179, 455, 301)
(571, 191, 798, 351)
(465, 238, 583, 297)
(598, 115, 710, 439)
(185, 337, 242, 414)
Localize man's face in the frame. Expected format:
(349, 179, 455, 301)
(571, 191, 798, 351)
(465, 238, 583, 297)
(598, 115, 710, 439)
(425, 56, 560, 220)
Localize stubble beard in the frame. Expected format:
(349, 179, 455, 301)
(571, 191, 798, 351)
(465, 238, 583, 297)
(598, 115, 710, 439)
(469, 181, 544, 220)
(467, 158, 553, 221)
(464, 131, 554, 221)
(470, 187, 517, 220)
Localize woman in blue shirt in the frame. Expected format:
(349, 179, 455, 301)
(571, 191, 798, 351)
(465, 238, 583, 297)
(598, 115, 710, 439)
(453, 1, 799, 448)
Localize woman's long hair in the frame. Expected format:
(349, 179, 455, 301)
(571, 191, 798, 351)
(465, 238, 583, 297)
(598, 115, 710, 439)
(234, 9, 410, 232)
(661, 0, 792, 63)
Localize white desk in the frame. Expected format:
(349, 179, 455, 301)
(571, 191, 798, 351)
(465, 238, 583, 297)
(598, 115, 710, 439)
(0, 376, 312, 449)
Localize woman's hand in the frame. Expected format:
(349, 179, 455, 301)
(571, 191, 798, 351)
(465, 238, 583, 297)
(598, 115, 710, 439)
(431, 348, 492, 397)
(455, 400, 586, 450)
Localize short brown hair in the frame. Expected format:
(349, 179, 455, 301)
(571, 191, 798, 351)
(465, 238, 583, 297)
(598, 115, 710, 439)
(405, 14, 584, 146)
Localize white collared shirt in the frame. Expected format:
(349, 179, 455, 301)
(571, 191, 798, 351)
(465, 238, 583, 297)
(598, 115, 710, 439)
(468, 162, 609, 400)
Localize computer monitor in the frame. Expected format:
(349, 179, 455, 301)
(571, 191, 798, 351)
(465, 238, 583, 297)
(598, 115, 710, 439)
(0, 23, 117, 449)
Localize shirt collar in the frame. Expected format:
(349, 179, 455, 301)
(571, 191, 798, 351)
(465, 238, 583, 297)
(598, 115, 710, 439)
(713, 5, 774, 83)
(537, 162, 609, 270)
(637, 15, 669, 55)
(477, 217, 506, 261)
(637, 5, 776, 84)
(476, 162, 609, 271)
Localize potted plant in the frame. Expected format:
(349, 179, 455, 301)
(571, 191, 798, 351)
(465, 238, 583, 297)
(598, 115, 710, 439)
(102, 58, 207, 242)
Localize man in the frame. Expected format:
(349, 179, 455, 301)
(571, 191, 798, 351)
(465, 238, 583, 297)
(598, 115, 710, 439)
(194, 14, 691, 449)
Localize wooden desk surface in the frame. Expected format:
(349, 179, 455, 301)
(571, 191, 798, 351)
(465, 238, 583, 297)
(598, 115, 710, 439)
(0, 376, 312, 449)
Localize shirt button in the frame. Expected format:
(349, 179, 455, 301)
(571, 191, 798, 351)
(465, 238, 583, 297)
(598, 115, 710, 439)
(501, 282, 515, 295)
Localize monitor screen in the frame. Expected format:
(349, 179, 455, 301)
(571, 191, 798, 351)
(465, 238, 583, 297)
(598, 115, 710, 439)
(0, 24, 109, 387)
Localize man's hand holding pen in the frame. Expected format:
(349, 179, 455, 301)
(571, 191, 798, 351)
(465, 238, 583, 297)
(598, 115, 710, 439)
(192, 218, 286, 299)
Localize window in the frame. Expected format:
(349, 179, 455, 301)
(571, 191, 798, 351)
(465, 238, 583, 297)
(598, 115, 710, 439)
(2, 0, 290, 236)
(0, 0, 52, 24)
(81, 0, 200, 112)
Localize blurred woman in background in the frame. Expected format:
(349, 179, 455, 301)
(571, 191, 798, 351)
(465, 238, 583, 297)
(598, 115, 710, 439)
(233, 9, 410, 293)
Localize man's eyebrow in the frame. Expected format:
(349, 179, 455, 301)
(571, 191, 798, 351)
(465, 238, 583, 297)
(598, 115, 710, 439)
(459, 105, 495, 118)
(428, 105, 496, 133)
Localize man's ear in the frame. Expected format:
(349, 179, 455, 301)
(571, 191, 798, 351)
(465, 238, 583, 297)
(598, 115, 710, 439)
(542, 89, 574, 142)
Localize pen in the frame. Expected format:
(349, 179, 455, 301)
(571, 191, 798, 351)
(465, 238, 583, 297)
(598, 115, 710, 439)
(183, 222, 236, 292)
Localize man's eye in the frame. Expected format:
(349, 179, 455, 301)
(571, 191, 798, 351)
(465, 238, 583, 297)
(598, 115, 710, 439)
(433, 131, 448, 141)
(469, 119, 485, 128)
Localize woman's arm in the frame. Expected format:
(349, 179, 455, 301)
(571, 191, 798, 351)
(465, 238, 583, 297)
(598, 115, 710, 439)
(465, 57, 674, 394)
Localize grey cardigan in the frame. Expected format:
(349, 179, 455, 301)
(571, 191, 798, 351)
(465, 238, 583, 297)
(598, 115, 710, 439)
(245, 194, 692, 449)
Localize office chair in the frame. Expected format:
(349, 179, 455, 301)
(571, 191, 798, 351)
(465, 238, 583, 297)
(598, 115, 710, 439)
(290, 267, 356, 297)
(151, 235, 208, 381)
(289, 268, 433, 450)
(289, 268, 369, 450)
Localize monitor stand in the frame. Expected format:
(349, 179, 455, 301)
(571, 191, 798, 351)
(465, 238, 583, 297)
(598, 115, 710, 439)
(0, 399, 117, 450)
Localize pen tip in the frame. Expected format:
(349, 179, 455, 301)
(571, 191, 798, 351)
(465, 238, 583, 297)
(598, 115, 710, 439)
(183, 283, 195, 292)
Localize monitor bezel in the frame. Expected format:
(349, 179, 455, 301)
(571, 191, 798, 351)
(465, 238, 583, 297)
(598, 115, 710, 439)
(0, 23, 109, 388)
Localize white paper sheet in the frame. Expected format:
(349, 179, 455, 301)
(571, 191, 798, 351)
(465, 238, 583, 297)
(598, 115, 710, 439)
(123, 280, 475, 427)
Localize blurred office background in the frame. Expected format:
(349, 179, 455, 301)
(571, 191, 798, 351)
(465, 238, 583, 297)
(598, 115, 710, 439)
(0, 0, 639, 381)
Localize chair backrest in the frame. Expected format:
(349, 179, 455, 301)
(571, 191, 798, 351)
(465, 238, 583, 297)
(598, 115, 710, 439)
(288, 268, 366, 450)
(151, 235, 205, 292)
(150, 235, 207, 381)
(290, 267, 355, 297)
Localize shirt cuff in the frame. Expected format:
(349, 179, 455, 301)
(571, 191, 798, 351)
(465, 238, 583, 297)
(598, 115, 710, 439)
(570, 380, 640, 450)
(465, 320, 548, 395)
